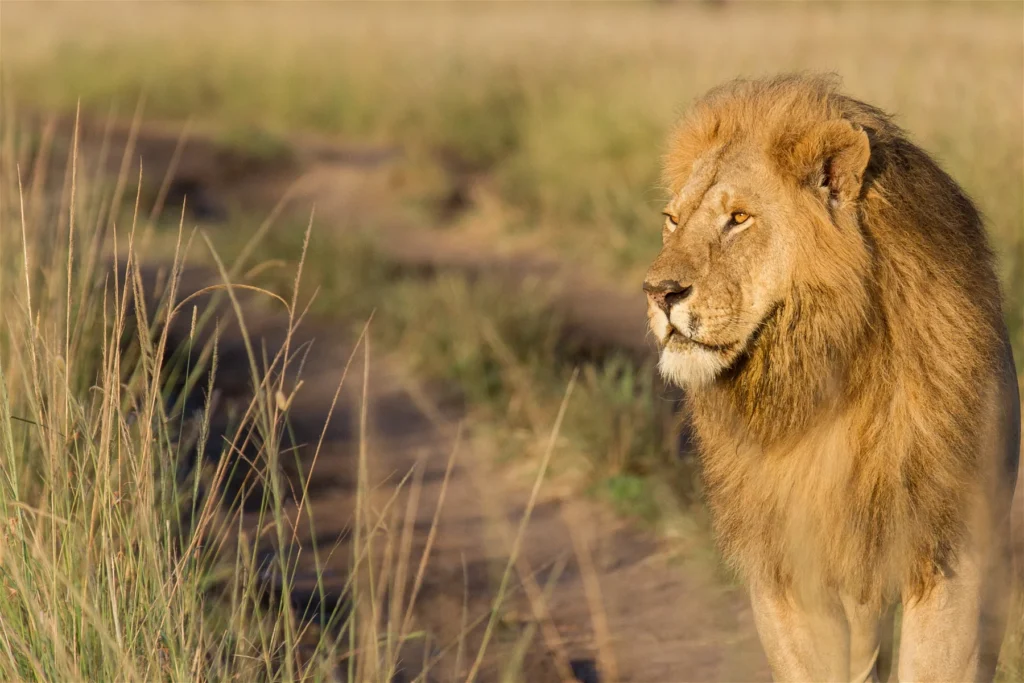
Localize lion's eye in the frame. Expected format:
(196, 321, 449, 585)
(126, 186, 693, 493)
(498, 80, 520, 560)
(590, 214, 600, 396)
(731, 212, 750, 225)
(662, 212, 679, 226)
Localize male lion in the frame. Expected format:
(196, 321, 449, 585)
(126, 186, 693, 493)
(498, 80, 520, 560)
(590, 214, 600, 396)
(644, 74, 1021, 682)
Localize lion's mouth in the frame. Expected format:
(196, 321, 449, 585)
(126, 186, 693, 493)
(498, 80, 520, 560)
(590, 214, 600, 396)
(659, 302, 784, 356)
(663, 328, 739, 354)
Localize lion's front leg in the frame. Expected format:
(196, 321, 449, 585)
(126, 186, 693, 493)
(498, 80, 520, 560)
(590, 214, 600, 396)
(896, 533, 1012, 683)
(749, 583, 885, 683)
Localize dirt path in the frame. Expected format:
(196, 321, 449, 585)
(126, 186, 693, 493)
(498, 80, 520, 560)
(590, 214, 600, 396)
(346, 353, 772, 682)
(37, 113, 652, 362)
(134, 261, 770, 682)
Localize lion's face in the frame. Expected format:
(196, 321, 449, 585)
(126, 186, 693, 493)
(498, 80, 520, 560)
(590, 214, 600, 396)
(645, 147, 800, 388)
(646, 87, 872, 391)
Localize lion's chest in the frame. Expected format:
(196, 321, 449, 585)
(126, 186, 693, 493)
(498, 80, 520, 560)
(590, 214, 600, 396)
(696, 411, 912, 598)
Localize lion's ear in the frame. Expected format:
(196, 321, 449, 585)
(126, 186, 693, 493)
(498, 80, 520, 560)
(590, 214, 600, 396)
(791, 120, 871, 206)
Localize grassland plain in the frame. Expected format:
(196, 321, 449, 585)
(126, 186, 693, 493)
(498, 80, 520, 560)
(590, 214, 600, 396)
(2, 1, 1023, 680)
(3, 2, 1022, 315)
(5, 0, 1021, 509)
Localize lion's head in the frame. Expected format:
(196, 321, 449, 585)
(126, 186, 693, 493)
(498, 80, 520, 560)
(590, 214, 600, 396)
(645, 74, 1007, 451)
(645, 75, 878, 391)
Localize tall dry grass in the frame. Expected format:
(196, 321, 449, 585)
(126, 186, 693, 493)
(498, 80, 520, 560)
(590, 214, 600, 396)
(0, 110, 583, 681)
(0, 107, 348, 679)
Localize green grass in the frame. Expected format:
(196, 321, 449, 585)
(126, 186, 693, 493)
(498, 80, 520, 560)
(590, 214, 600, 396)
(3, 3, 1021, 310)
(2, 1, 1023, 676)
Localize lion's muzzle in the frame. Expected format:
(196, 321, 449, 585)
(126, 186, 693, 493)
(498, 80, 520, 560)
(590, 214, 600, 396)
(642, 278, 693, 316)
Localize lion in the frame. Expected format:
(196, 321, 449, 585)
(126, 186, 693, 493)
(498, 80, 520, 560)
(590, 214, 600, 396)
(644, 73, 1021, 682)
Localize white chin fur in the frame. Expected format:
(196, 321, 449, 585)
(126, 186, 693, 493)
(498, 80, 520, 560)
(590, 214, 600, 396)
(658, 346, 727, 389)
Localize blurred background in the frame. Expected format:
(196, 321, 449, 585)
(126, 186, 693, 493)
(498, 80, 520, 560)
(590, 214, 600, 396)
(1, 2, 1022, 682)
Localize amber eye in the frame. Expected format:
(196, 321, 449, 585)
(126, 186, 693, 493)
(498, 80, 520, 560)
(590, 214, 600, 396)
(731, 211, 750, 225)
(662, 212, 679, 226)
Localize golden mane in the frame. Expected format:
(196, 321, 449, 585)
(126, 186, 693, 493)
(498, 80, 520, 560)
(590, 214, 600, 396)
(667, 74, 1008, 602)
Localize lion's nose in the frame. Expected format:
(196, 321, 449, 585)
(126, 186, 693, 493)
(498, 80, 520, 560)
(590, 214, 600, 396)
(643, 279, 693, 314)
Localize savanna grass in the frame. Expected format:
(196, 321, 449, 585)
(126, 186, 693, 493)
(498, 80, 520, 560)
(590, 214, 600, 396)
(0, 108, 589, 680)
(0, 110, 351, 680)
(3, 3, 1021, 335)
(2, 1, 1021, 675)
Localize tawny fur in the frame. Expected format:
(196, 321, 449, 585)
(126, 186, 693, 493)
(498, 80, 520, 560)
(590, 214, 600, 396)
(648, 73, 1012, 609)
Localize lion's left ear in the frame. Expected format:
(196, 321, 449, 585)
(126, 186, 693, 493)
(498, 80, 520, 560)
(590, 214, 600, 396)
(791, 119, 871, 206)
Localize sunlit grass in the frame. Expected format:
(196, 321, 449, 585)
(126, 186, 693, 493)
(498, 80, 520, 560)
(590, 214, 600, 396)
(2, 2, 1021, 676)
(0, 114, 583, 681)
(3, 3, 1020, 308)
